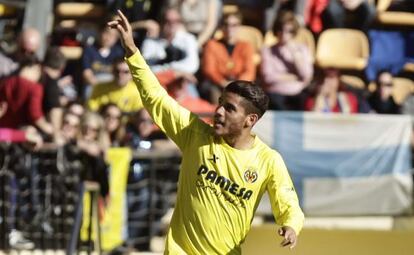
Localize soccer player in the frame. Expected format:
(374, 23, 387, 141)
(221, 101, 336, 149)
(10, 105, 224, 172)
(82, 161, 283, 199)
(109, 10, 305, 254)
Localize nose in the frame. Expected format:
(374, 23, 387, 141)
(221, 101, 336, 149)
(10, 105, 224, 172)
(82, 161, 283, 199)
(215, 105, 224, 116)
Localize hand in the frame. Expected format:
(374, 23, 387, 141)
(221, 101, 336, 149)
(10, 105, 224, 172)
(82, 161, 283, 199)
(145, 20, 160, 38)
(107, 10, 138, 57)
(278, 226, 297, 249)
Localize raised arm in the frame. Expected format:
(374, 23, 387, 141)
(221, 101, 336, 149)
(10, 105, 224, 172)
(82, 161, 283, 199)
(108, 11, 203, 149)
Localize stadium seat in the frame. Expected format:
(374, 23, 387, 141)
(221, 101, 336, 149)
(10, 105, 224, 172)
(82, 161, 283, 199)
(55, 2, 105, 19)
(59, 46, 83, 60)
(316, 29, 369, 70)
(392, 77, 414, 104)
(375, 0, 414, 26)
(54, 2, 106, 29)
(214, 25, 263, 65)
(235, 25, 263, 52)
(340, 75, 366, 89)
(263, 27, 316, 60)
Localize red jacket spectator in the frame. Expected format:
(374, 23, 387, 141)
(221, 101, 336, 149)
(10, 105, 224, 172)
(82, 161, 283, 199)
(0, 76, 44, 128)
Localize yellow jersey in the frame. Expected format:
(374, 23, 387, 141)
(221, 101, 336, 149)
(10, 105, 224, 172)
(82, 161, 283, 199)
(87, 80, 143, 113)
(126, 52, 304, 255)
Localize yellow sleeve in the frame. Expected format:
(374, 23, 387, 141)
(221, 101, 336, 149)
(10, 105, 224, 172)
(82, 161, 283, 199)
(266, 152, 305, 235)
(125, 51, 200, 150)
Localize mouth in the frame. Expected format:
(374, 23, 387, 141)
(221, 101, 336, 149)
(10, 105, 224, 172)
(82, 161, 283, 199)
(213, 118, 224, 129)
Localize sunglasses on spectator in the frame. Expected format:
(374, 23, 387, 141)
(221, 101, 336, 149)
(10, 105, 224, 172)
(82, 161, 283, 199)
(224, 22, 240, 28)
(380, 82, 393, 87)
(63, 119, 79, 128)
(85, 125, 99, 132)
(105, 113, 121, 120)
(138, 118, 154, 125)
(165, 18, 181, 24)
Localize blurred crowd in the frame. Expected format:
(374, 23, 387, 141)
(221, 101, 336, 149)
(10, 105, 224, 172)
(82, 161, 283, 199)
(1, 0, 414, 252)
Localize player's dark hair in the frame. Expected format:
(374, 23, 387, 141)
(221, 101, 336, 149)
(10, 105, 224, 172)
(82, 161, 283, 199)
(224, 80, 269, 118)
(43, 47, 67, 70)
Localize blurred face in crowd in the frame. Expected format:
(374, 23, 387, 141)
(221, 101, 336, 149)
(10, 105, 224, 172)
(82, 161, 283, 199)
(19, 28, 41, 56)
(68, 103, 85, 118)
(277, 22, 296, 44)
(377, 71, 393, 99)
(100, 27, 119, 48)
(163, 9, 182, 40)
(82, 113, 103, 142)
(223, 14, 241, 43)
(113, 61, 132, 87)
(103, 105, 122, 134)
(62, 113, 80, 141)
(133, 109, 154, 139)
(320, 68, 341, 95)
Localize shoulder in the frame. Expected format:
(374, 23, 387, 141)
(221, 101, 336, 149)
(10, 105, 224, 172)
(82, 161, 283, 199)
(236, 41, 254, 50)
(83, 45, 97, 54)
(256, 138, 285, 166)
(204, 39, 223, 50)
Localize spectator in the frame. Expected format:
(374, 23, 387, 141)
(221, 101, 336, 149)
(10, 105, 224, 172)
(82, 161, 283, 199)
(125, 108, 167, 149)
(0, 27, 41, 79)
(78, 111, 110, 198)
(260, 11, 313, 110)
(99, 103, 125, 147)
(41, 47, 67, 141)
(201, 11, 256, 104)
(78, 111, 111, 157)
(141, 6, 200, 96)
(368, 71, 401, 114)
(305, 68, 359, 113)
(87, 58, 143, 113)
(59, 111, 81, 145)
(321, 0, 376, 31)
(166, 74, 216, 120)
(0, 56, 53, 136)
(66, 100, 86, 119)
(81, 22, 124, 95)
(0, 101, 43, 149)
(171, 0, 221, 47)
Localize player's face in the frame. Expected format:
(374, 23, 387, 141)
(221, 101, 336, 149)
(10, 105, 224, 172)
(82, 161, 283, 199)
(213, 92, 249, 137)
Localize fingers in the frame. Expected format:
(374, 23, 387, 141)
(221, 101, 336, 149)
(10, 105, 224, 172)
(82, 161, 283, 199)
(278, 227, 297, 249)
(280, 235, 296, 249)
(117, 10, 131, 30)
(117, 9, 128, 23)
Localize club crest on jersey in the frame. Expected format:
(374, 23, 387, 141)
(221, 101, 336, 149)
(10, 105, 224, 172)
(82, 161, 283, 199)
(244, 169, 258, 183)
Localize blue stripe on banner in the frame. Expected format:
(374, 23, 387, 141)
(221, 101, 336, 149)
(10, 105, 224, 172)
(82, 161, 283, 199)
(267, 111, 412, 203)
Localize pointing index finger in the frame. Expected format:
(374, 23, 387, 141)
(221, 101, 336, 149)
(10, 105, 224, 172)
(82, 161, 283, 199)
(117, 10, 128, 26)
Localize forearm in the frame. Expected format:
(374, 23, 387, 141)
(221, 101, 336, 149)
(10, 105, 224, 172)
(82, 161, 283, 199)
(126, 51, 193, 148)
(83, 69, 97, 86)
(34, 117, 53, 135)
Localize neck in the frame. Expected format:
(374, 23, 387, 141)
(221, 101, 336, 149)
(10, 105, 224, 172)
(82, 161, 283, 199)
(44, 67, 60, 79)
(223, 131, 255, 150)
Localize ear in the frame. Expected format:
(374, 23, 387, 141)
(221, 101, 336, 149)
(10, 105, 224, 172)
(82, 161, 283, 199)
(245, 113, 259, 128)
